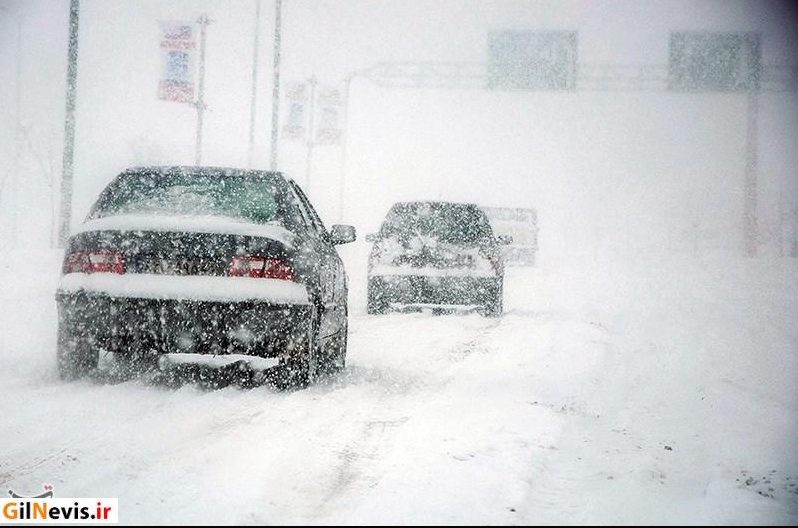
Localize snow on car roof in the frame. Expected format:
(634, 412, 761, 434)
(121, 166, 291, 181)
(392, 200, 479, 209)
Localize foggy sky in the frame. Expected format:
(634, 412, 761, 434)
(1, 0, 796, 263)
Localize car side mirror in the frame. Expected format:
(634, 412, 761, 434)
(497, 235, 513, 245)
(364, 233, 377, 243)
(331, 224, 356, 245)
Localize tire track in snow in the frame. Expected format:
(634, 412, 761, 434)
(0, 448, 78, 489)
(507, 316, 619, 524)
(308, 313, 504, 520)
(323, 416, 410, 501)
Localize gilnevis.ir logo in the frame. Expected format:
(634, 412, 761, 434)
(2, 485, 118, 524)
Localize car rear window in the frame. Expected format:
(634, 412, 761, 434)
(90, 171, 283, 225)
(380, 202, 493, 245)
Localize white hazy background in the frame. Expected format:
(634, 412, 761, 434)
(1, 3, 798, 524)
(0, 0, 797, 263)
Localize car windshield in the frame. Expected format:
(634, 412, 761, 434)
(380, 202, 492, 245)
(89, 171, 283, 224)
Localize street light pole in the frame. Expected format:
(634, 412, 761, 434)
(337, 73, 356, 222)
(57, 0, 80, 247)
(10, 12, 22, 248)
(743, 89, 759, 257)
(247, 0, 261, 169)
(304, 76, 317, 192)
(194, 14, 210, 166)
(269, 0, 283, 171)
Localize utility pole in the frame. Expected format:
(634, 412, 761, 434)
(792, 204, 798, 258)
(337, 72, 356, 222)
(194, 14, 210, 166)
(247, 0, 261, 168)
(304, 76, 317, 191)
(10, 12, 22, 248)
(269, 0, 282, 171)
(743, 89, 759, 257)
(271, 0, 283, 171)
(57, 0, 80, 247)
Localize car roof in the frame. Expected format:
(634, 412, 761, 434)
(391, 200, 480, 210)
(121, 165, 290, 181)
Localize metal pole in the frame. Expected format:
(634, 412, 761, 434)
(269, 0, 282, 171)
(337, 74, 354, 222)
(743, 89, 758, 257)
(792, 204, 798, 258)
(57, 0, 80, 247)
(10, 14, 22, 248)
(247, 0, 261, 168)
(777, 183, 784, 257)
(304, 76, 317, 191)
(194, 14, 210, 166)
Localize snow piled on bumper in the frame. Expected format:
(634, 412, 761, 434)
(158, 353, 279, 371)
(57, 273, 310, 304)
(370, 265, 495, 278)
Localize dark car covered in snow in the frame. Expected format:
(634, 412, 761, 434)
(56, 166, 356, 387)
(366, 201, 510, 316)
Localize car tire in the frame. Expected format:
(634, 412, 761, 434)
(275, 306, 319, 390)
(316, 300, 348, 375)
(367, 279, 388, 315)
(482, 277, 504, 318)
(57, 324, 98, 380)
(333, 314, 348, 373)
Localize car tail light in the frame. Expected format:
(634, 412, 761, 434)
(229, 256, 295, 281)
(63, 250, 126, 274)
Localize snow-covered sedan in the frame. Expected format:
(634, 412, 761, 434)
(56, 166, 356, 387)
(366, 201, 510, 316)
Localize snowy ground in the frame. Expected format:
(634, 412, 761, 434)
(1, 247, 797, 524)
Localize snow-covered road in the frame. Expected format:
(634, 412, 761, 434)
(1, 249, 796, 524)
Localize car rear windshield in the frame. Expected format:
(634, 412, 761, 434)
(380, 202, 492, 245)
(89, 171, 284, 224)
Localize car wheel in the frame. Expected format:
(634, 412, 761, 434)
(329, 321, 348, 373)
(482, 278, 504, 318)
(56, 323, 98, 380)
(275, 306, 319, 389)
(317, 305, 348, 375)
(367, 279, 388, 315)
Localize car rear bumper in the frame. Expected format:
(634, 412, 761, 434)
(369, 274, 501, 308)
(56, 291, 311, 358)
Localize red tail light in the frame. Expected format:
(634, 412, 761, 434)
(64, 251, 125, 274)
(229, 256, 295, 281)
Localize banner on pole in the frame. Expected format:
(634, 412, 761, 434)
(282, 82, 308, 140)
(315, 87, 342, 145)
(158, 21, 196, 103)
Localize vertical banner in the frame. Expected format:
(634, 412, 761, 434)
(158, 21, 196, 103)
(315, 87, 342, 145)
(282, 82, 308, 140)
